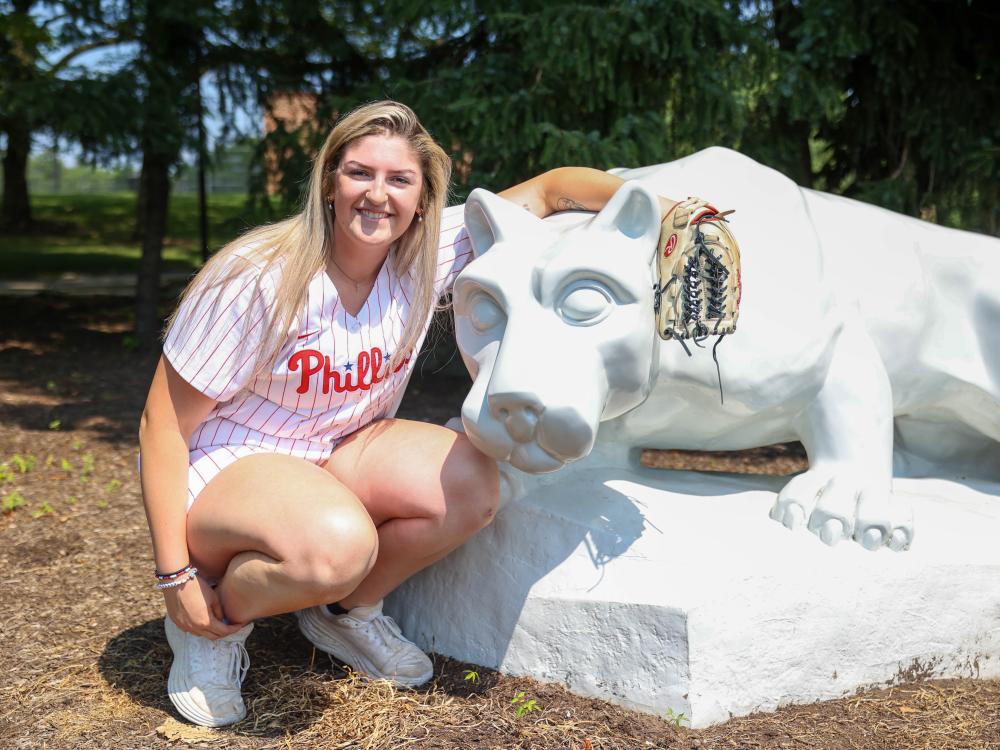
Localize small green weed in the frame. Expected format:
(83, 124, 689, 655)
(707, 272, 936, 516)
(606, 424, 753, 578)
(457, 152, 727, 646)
(71, 439, 82, 450)
(80, 453, 95, 476)
(0, 463, 14, 483)
(511, 691, 540, 719)
(31, 501, 55, 518)
(48, 419, 61, 430)
(11, 454, 36, 473)
(66, 495, 78, 505)
(59, 458, 73, 472)
(44, 454, 54, 467)
(664, 707, 690, 728)
(2, 491, 27, 513)
(105, 479, 121, 493)
(46, 380, 57, 391)
(96, 499, 109, 509)
(463, 669, 480, 684)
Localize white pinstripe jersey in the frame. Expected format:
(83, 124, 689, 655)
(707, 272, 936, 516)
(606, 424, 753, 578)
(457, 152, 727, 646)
(163, 204, 472, 462)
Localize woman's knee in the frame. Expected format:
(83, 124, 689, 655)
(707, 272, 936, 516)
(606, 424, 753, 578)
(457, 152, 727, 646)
(289, 506, 378, 598)
(443, 438, 500, 532)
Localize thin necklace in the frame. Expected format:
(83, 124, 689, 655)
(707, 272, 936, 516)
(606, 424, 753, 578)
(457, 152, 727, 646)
(329, 255, 373, 292)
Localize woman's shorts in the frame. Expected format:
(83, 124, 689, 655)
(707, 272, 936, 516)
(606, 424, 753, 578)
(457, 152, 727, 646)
(186, 443, 334, 510)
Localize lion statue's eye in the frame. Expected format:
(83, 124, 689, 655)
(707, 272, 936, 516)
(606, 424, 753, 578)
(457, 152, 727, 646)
(557, 283, 613, 325)
(469, 294, 506, 332)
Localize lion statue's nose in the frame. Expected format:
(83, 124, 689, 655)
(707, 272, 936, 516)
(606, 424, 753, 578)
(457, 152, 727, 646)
(487, 392, 543, 443)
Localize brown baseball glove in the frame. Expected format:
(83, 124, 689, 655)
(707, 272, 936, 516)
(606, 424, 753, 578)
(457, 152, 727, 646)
(654, 197, 741, 345)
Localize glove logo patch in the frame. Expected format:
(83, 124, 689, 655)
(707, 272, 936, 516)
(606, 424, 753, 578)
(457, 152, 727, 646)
(663, 233, 678, 258)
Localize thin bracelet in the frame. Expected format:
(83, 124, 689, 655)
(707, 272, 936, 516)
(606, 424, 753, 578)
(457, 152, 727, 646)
(155, 563, 193, 581)
(155, 567, 198, 590)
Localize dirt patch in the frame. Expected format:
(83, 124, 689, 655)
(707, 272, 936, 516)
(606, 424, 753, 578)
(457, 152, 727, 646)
(1, 294, 998, 750)
(640, 443, 808, 475)
(5, 528, 85, 566)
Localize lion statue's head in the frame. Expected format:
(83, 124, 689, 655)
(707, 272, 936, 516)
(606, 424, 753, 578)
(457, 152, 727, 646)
(453, 182, 663, 473)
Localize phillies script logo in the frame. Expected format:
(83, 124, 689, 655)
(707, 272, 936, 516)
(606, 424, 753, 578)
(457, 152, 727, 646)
(663, 233, 677, 257)
(288, 346, 409, 395)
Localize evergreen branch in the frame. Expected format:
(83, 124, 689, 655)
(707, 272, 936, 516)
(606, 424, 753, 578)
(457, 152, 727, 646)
(46, 36, 126, 73)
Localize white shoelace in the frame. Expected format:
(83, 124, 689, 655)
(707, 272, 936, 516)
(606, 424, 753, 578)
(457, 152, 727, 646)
(192, 637, 251, 688)
(350, 613, 408, 654)
(228, 641, 251, 687)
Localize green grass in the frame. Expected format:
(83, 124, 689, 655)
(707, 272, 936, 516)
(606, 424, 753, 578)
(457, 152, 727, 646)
(0, 193, 287, 277)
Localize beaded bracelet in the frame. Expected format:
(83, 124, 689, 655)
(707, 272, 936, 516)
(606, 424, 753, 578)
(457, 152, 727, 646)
(155, 563, 193, 582)
(154, 567, 198, 591)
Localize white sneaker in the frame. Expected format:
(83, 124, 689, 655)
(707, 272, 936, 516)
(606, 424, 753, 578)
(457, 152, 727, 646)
(297, 601, 433, 687)
(164, 616, 253, 727)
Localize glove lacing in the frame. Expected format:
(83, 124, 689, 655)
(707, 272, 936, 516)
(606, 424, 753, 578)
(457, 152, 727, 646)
(657, 210, 734, 404)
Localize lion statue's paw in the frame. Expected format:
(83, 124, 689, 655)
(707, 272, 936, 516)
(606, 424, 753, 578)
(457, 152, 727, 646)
(770, 470, 914, 552)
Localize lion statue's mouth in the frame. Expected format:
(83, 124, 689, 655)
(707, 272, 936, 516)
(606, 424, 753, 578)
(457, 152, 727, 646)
(461, 390, 603, 474)
(507, 440, 567, 474)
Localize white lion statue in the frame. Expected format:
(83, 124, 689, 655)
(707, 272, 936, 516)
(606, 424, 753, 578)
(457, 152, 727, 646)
(452, 147, 1000, 552)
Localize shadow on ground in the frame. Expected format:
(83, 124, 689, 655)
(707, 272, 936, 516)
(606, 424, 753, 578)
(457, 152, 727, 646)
(0, 294, 157, 443)
(97, 614, 335, 739)
(97, 612, 513, 743)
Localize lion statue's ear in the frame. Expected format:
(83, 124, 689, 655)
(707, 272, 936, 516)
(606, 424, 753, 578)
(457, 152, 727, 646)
(465, 188, 550, 258)
(591, 181, 661, 263)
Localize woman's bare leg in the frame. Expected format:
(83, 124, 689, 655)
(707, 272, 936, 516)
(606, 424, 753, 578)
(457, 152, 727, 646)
(186, 453, 378, 624)
(322, 418, 499, 608)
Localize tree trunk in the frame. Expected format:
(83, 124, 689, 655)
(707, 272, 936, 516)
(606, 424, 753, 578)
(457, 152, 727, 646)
(132, 165, 147, 243)
(133, 0, 199, 348)
(135, 150, 170, 348)
(2, 122, 32, 230)
(197, 80, 209, 263)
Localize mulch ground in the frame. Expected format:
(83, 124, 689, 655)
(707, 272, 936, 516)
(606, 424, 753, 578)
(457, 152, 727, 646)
(1, 294, 998, 750)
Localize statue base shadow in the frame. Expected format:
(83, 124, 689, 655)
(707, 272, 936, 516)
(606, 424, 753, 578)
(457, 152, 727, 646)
(387, 464, 1000, 727)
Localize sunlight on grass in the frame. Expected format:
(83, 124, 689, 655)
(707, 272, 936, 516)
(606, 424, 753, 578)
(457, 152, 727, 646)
(0, 237, 204, 275)
(0, 193, 289, 277)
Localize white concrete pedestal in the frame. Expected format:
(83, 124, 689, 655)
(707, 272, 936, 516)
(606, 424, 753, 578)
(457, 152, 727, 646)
(386, 465, 1000, 727)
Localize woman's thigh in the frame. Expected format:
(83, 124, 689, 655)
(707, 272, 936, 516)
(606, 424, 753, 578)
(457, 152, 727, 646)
(322, 418, 498, 527)
(186, 452, 376, 579)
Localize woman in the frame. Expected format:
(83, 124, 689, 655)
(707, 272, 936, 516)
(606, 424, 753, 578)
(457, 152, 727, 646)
(139, 100, 674, 727)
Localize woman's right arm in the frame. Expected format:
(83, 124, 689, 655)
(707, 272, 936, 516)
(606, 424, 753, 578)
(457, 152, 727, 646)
(139, 356, 241, 638)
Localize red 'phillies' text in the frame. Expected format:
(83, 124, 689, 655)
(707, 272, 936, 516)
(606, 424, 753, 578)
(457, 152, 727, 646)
(288, 346, 408, 395)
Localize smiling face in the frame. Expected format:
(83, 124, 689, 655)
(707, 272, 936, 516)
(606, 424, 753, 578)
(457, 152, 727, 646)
(329, 133, 424, 258)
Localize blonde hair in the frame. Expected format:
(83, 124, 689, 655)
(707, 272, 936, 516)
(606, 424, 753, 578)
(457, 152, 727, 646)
(165, 100, 452, 377)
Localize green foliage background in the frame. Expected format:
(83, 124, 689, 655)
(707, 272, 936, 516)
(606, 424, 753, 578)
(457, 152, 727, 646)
(3, 0, 999, 236)
(255, 0, 997, 235)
